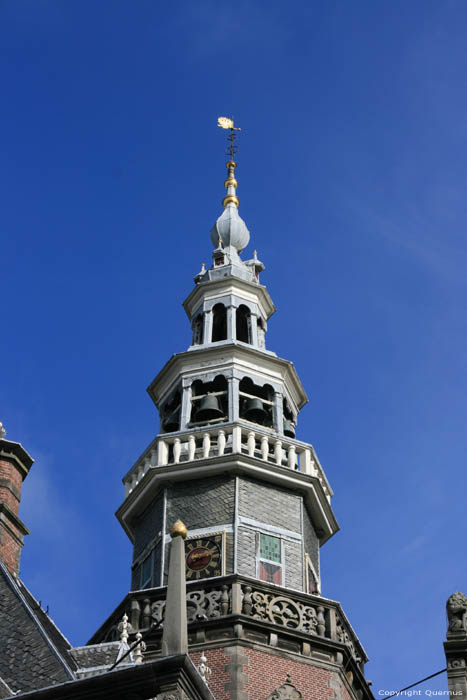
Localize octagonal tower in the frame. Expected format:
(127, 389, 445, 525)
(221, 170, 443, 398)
(89, 126, 373, 700)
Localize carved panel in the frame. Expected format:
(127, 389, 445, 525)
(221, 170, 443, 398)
(151, 585, 231, 626)
(247, 589, 319, 635)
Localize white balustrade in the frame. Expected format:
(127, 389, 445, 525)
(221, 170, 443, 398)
(247, 431, 255, 457)
(123, 424, 332, 504)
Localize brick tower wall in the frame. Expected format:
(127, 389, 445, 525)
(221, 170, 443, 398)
(190, 646, 356, 700)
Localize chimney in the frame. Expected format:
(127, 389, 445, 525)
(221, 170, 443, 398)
(0, 423, 34, 577)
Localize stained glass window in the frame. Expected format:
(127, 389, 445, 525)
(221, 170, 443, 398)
(258, 561, 282, 584)
(259, 533, 281, 562)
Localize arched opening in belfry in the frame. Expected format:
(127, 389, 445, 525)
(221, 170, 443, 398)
(239, 377, 274, 428)
(160, 388, 182, 433)
(212, 303, 227, 342)
(190, 375, 228, 426)
(283, 398, 296, 438)
(192, 314, 203, 345)
(236, 304, 251, 344)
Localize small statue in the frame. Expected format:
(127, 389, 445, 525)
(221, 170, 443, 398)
(447, 592, 467, 634)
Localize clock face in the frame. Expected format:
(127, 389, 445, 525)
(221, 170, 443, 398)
(185, 535, 223, 580)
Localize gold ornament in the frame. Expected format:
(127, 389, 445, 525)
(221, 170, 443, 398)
(170, 519, 188, 539)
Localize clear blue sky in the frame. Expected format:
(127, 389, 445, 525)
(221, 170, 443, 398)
(2, 0, 467, 693)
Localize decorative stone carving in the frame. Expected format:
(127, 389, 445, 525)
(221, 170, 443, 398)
(447, 593, 467, 634)
(186, 587, 228, 621)
(266, 674, 302, 700)
(0, 422, 5, 439)
(248, 590, 319, 635)
(448, 658, 467, 669)
(151, 586, 231, 626)
(336, 621, 361, 663)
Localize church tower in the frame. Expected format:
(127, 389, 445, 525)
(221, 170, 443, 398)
(89, 121, 373, 700)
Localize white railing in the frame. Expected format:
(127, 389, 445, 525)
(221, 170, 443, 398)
(123, 424, 332, 503)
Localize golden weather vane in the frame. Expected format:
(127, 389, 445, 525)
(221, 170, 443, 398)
(217, 116, 241, 161)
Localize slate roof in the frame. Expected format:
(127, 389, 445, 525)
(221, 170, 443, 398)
(0, 562, 75, 694)
(70, 644, 120, 677)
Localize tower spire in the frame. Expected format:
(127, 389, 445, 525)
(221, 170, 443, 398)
(210, 117, 249, 255)
(217, 117, 240, 208)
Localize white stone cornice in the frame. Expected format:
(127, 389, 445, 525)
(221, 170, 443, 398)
(147, 342, 308, 412)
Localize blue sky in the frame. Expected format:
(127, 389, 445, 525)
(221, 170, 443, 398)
(2, 0, 467, 693)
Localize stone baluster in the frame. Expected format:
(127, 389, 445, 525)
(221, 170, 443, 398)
(124, 480, 131, 497)
(132, 473, 139, 491)
(138, 462, 145, 482)
(232, 425, 242, 454)
(218, 429, 226, 456)
(142, 598, 151, 628)
(260, 435, 269, 460)
(274, 439, 282, 466)
(287, 444, 296, 470)
(203, 433, 211, 459)
(158, 439, 168, 466)
(173, 438, 181, 464)
(149, 448, 157, 467)
(188, 434, 196, 461)
(317, 606, 326, 637)
(221, 585, 230, 615)
(247, 430, 255, 457)
(242, 586, 252, 615)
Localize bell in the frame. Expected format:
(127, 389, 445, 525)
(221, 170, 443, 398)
(196, 394, 224, 422)
(162, 407, 180, 433)
(243, 398, 267, 424)
(283, 418, 296, 439)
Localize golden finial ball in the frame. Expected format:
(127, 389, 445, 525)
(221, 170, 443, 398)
(170, 519, 188, 539)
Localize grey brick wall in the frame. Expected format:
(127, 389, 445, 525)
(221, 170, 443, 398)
(238, 477, 302, 532)
(284, 539, 303, 591)
(302, 507, 319, 577)
(166, 475, 235, 532)
(132, 492, 164, 561)
(237, 526, 257, 578)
